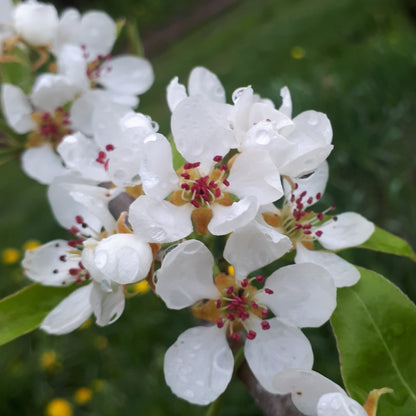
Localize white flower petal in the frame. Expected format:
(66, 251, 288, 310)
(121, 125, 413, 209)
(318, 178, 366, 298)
(90, 281, 125, 326)
(156, 240, 219, 309)
(244, 318, 314, 393)
(273, 369, 344, 416)
(139, 133, 178, 199)
(231, 86, 256, 135)
(171, 96, 234, 164)
(48, 174, 116, 232)
(107, 147, 142, 187)
(188, 66, 226, 103)
(224, 221, 292, 278)
(295, 244, 360, 287)
(57, 132, 109, 182)
(91, 234, 152, 285)
(0, 0, 13, 25)
(258, 263, 336, 328)
(91, 103, 131, 148)
(128, 196, 193, 243)
(79, 11, 116, 57)
(227, 150, 283, 205)
(284, 161, 329, 207)
(1, 84, 35, 134)
(279, 111, 333, 177)
(14, 1, 58, 47)
(316, 212, 375, 250)
(31, 74, 76, 113)
(99, 56, 154, 96)
(289, 111, 333, 146)
(40, 285, 93, 334)
(164, 325, 233, 405)
(208, 196, 259, 236)
(318, 393, 367, 416)
(57, 44, 89, 92)
(53, 8, 81, 53)
(71, 91, 103, 135)
(21, 145, 67, 185)
(280, 144, 333, 178)
(22, 239, 79, 286)
(279, 86, 292, 118)
(242, 121, 293, 156)
(167, 76, 187, 112)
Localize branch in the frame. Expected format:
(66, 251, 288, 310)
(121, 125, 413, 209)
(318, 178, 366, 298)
(237, 361, 302, 416)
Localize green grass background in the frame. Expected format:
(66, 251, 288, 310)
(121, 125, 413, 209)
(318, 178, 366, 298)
(0, 0, 415, 414)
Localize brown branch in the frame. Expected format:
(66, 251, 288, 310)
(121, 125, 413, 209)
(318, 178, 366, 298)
(237, 361, 302, 416)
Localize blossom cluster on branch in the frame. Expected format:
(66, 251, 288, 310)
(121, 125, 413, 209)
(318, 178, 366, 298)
(1, 1, 402, 416)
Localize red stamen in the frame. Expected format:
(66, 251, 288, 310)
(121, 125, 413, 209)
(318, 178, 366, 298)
(264, 288, 274, 295)
(261, 321, 270, 330)
(246, 330, 257, 340)
(231, 333, 240, 341)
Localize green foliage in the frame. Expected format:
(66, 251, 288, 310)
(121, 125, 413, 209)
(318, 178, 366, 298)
(0, 284, 75, 345)
(331, 267, 416, 415)
(358, 226, 416, 261)
(0, 49, 32, 94)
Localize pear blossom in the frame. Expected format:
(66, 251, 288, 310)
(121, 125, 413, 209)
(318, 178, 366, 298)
(273, 369, 368, 416)
(155, 238, 337, 404)
(258, 162, 375, 287)
(0, 0, 58, 53)
(22, 212, 153, 334)
(128, 133, 283, 240)
(46, 108, 161, 233)
(169, 67, 333, 181)
(1, 77, 76, 183)
(52, 9, 154, 126)
(56, 107, 158, 187)
(229, 85, 333, 178)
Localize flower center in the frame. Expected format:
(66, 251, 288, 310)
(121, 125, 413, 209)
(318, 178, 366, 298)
(171, 155, 231, 209)
(263, 184, 337, 248)
(28, 108, 72, 149)
(192, 273, 273, 341)
(54, 215, 108, 285)
(83, 47, 112, 88)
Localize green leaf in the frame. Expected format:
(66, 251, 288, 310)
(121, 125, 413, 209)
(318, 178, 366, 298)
(0, 283, 76, 345)
(0, 48, 33, 94)
(125, 20, 144, 57)
(169, 135, 185, 170)
(331, 267, 416, 415)
(358, 226, 416, 261)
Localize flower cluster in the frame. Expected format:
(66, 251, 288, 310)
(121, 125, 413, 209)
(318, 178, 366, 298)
(1, 2, 376, 412)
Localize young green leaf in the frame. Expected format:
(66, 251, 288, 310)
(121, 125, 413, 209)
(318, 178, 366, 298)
(0, 283, 75, 345)
(331, 267, 416, 415)
(358, 226, 416, 261)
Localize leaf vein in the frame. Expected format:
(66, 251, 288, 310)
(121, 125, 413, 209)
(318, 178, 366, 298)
(351, 288, 416, 402)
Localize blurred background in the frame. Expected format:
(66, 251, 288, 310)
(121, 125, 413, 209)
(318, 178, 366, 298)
(1, 0, 415, 414)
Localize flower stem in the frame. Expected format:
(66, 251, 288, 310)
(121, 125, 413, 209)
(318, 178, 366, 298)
(205, 347, 245, 416)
